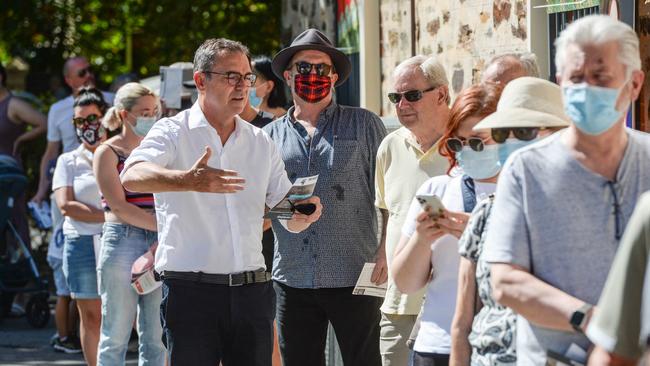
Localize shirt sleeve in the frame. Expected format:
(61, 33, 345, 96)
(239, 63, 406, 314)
(265, 136, 292, 208)
(401, 176, 449, 238)
(46, 105, 62, 142)
(374, 140, 388, 210)
(586, 193, 650, 360)
(482, 156, 531, 270)
(51, 154, 73, 190)
(365, 113, 388, 200)
(122, 119, 177, 175)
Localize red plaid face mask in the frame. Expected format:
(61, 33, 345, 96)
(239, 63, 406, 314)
(294, 74, 332, 103)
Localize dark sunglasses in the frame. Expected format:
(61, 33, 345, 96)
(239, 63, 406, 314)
(388, 87, 436, 104)
(292, 62, 333, 77)
(77, 66, 92, 78)
(446, 137, 486, 153)
(491, 127, 540, 143)
(73, 114, 100, 127)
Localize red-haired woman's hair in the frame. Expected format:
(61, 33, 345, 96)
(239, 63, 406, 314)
(438, 82, 503, 174)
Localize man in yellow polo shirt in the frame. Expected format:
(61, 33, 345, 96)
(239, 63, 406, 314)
(374, 55, 451, 366)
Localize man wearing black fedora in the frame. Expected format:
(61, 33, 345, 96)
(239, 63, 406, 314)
(264, 28, 387, 365)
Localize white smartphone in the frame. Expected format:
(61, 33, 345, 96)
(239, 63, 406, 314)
(415, 194, 445, 219)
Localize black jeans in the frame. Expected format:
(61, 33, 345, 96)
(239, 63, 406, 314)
(410, 351, 449, 366)
(160, 278, 275, 366)
(274, 281, 382, 366)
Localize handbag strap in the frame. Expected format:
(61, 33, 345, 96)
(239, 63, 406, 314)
(461, 175, 477, 213)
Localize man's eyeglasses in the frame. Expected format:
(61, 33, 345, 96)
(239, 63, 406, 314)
(292, 62, 333, 77)
(73, 114, 100, 127)
(388, 87, 436, 104)
(77, 67, 92, 78)
(204, 71, 257, 87)
(491, 127, 540, 143)
(446, 137, 487, 153)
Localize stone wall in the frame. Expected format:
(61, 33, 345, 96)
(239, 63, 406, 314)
(380, 0, 529, 116)
(281, 0, 337, 46)
(638, 1, 650, 132)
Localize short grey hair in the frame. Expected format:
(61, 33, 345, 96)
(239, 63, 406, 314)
(555, 15, 640, 77)
(394, 55, 450, 103)
(193, 38, 250, 75)
(482, 52, 540, 81)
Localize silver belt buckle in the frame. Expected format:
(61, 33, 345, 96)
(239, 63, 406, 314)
(228, 274, 243, 287)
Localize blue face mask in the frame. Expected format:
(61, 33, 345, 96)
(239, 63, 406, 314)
(127, 113, 157, 137)
(498, 138, 538, 165)
(456, 144, 501, 180)
(248, 87, 262, 108)
(562, 83, 626, 135)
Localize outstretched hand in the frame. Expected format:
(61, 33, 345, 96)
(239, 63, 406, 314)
(186, 147, 246, 193)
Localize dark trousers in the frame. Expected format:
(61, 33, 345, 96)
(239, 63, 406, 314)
(160, 279, 275, 366)
(274, 281, 382, 366)
(410, 351, 449, 366)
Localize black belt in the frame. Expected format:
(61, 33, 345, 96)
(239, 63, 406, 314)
(161, 270, 271, 287)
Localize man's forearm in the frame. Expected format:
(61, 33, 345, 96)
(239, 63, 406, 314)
(121, 161, 188, 193)
(491, 264, 585, 332)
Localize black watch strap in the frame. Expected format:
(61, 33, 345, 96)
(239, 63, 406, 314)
(570, 303, 593, 333)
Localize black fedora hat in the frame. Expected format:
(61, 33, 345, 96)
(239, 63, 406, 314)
(272, 29, 351, 87)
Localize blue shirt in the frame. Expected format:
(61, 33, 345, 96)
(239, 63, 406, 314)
(263, 102, 387, 288)
(483, 129, 650, 365)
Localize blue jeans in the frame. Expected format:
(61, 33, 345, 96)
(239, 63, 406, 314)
(62, 233, 99, 299)
(97, 223, 165, 366)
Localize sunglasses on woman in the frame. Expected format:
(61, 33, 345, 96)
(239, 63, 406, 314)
(292, 62, 333, 77)
(387, 87, 436, 104)
(491, 127, 540, 143)
(446, 137, 488, 153)
(73, 114, 100, 127)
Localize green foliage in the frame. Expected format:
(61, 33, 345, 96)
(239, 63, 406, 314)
(0, 0, 282, 86)
(0, 0, 282, 198)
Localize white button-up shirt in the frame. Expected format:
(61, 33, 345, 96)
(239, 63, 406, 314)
(123, 103, 292, 274)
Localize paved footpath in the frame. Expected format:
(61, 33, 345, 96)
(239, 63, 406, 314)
(0, 313, 137, 365)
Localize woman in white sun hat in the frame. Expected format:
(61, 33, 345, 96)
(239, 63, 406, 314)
(449, 77, 570, 366)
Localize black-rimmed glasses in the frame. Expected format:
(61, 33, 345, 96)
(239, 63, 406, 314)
(446, 137, 487, 153)
(388, 87, 436, 104)
(73, 114, 100, 127)
(204, 71, 257, 87)
(491, 127, 541, 143)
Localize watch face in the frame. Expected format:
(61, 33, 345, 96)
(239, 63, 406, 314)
(570, 311, 586, 329)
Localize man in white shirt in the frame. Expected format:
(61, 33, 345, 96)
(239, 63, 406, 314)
(120, 38, 322, 366)
(375, 55, 451, 366)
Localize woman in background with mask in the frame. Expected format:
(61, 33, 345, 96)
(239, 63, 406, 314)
(449, 77, 569, 366)
(392, 82, 502, 366)
(53, 87, 108, 366)
(93, 82, 165, 365)
(240, 55, 290, 128)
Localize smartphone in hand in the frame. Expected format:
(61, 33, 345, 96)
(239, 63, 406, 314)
(415, 194, 445, 219)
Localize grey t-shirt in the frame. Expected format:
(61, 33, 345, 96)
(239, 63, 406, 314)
(483, 129, 650, 365)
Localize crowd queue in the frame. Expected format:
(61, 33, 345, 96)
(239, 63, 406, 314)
(2, 13, 649, 366)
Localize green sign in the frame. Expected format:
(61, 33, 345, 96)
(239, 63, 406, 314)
(545, 0, 600, 14)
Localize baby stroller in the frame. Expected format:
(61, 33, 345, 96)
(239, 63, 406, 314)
(0, 154, 50, 328)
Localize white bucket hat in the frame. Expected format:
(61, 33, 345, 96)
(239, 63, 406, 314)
(473, 77, 570, 130)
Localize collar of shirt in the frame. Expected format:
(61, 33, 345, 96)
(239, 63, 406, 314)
(187, 102, 243, 148)
(395, 127, 441, 160)
(285, 100, 339, 127)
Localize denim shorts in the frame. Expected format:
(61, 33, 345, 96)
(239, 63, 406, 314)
(47, 255, 70, 297)
(62, 233, 99, 299)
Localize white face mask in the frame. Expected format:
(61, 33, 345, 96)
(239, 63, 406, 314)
(127, 113, 158, 137)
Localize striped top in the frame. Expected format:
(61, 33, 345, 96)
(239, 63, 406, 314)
(101, 144, 155, 210)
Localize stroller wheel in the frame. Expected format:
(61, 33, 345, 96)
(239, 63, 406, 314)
(26, 295, 50, 328)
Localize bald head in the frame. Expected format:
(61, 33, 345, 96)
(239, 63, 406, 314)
(63, 57, 95, 94)
(482, 53, 540, 84)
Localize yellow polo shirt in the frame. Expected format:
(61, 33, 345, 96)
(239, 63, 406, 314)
(375, 127, 450, 315)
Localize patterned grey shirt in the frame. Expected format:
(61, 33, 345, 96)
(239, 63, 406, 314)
(263, 102, 387, 288)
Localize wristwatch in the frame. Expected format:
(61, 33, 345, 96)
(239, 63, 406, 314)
(569, 303, 593, 333)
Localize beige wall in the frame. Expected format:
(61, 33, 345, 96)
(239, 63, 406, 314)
(380, 0, 532, 116)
